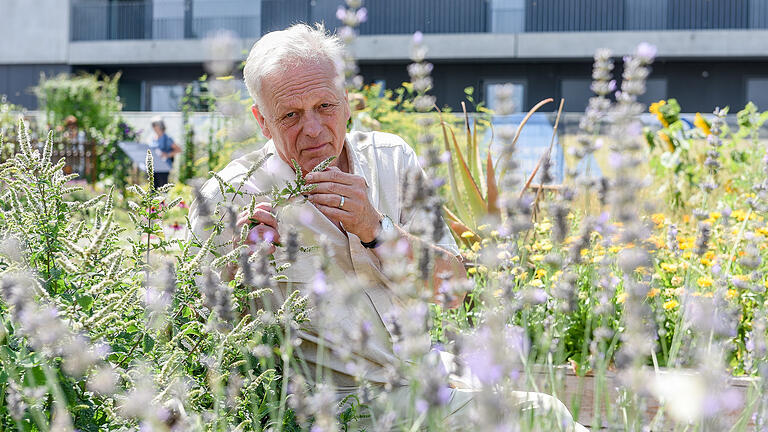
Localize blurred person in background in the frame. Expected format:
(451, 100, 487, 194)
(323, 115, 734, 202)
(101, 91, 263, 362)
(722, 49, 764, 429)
(149, 116, 181, 187)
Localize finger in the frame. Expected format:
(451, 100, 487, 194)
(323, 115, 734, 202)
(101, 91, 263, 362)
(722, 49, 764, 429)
(313, 203, 350, 224)
(304, 181, 356, 197)
(245, 225, 280, 245)
(238, 202, 274, 225)
(304, 169, 358, 186)
(254, 201, 274, 212)
(307, 193, 355, 212)
(247, 208, 278, 231)
(248, 241, 276, 256)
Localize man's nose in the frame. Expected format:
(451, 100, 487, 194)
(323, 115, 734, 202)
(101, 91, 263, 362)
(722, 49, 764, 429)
(302, 111, 322, 138)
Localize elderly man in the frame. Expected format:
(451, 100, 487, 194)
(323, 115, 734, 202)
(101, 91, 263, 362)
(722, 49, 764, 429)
(190, 23, 585, 431)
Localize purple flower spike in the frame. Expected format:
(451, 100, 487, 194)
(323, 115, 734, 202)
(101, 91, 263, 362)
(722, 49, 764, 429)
(637, 42, 657, 60)
(356, 7, 367, 23)
(413, 31, 423, 44)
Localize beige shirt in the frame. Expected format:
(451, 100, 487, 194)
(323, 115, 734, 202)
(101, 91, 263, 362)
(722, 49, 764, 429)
(189, 131, 459, 392)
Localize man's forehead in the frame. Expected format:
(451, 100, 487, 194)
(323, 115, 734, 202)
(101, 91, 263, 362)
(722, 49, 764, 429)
(263, 62, 344, 108)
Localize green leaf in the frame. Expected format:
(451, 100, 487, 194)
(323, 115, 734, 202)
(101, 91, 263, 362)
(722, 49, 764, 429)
(142, 334, 155, 353)
(310, 155, 337, 173)
(438, 115, 474, 227)
(76, 295, 94, 312)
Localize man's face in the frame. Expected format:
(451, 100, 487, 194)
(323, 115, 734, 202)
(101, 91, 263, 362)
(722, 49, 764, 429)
(253, 60, 350, 174)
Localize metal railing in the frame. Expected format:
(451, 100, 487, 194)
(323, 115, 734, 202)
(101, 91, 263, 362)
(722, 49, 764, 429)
(71, 0, 768, 41)
(71, 0, 261, 41)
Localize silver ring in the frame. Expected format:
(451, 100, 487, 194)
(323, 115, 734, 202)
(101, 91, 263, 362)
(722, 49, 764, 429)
(338, 195, 345, 209)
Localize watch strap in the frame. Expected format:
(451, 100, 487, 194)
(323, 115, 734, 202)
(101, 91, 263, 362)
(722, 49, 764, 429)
(360, 237, 379, 249)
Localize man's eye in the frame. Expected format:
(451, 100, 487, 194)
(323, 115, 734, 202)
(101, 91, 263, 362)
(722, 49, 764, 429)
(320, 103, 333, 109)
(284, 112, 296, 119)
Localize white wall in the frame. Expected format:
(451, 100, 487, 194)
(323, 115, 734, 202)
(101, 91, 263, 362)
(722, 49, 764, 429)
(0, 0, 70, 63)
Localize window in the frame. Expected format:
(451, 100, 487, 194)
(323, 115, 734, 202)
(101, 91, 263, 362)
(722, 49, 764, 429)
(484, 81, 525, 113)
(747, 78, 768, 111)
(150, 84, 185, 111)
(560, 78, 593, 113)
(638, 78, 668, 107)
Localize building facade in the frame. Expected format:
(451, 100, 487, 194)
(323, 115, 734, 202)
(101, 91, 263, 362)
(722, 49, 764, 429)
(2, 0, 768, 113)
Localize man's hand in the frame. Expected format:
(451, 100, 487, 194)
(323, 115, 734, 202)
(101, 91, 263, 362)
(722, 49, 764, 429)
(235, 202, 280, 255)
(304, 167, 380, 243)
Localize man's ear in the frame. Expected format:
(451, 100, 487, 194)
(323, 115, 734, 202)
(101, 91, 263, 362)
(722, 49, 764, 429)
(251, 104, 272, 139)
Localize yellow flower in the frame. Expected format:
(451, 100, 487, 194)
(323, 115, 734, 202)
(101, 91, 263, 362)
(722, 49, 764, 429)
(534, 268, 547, 279)
(708, 211, 721, 221)
(616, 292, 628, 304)
(700, 251, 715, 267)
(726, 289, 738, 300)
(697, 276, 714, 288)
(477, 224, 490, 231)
(660, 262, 678, 273)
(471, 242, 481, 252)
(530, 254, 544, 262)
(671, 275, 684, 286)
(461, 231, 476, 239)
(694, 112, 711, 136)
(663, 299, 680, 310)
(647, 288, 661, 298)
(732, 209, 748, 222)
(651, 213, 666, 226)
(529, 279, 544, 288)
(467, 267, 477, 275)
(756, 226, 768, 237)
(658, 131, 674, 151)
(649, 100, 669, 127)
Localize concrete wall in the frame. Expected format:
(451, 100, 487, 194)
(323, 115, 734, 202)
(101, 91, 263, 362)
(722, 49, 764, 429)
(352, 30, 768, 61)
(66, 29, 768, 66)
(0, 0, 70, 64)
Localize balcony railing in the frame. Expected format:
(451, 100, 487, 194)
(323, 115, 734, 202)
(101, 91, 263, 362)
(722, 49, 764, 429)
(71, 0, 262, 41)
(71, 0, 768, 42)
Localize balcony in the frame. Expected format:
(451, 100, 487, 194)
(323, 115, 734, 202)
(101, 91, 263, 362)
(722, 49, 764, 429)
(71, 0, 768, 42)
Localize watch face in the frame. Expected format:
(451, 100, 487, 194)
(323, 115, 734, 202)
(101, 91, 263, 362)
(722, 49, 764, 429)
(381, 215, 395, 233)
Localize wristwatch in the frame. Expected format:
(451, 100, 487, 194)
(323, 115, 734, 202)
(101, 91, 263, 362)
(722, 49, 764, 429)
(361, 214, 394, 249)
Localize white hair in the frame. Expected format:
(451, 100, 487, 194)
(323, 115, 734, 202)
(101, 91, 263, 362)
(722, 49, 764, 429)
(243, 23, 345, 109)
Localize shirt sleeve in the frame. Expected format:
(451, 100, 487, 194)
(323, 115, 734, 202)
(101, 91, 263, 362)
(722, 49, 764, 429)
(397, 143, 461, 256)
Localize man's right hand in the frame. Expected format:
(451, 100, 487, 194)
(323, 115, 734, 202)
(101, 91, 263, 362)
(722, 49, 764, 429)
(236, 202, 280, 255)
